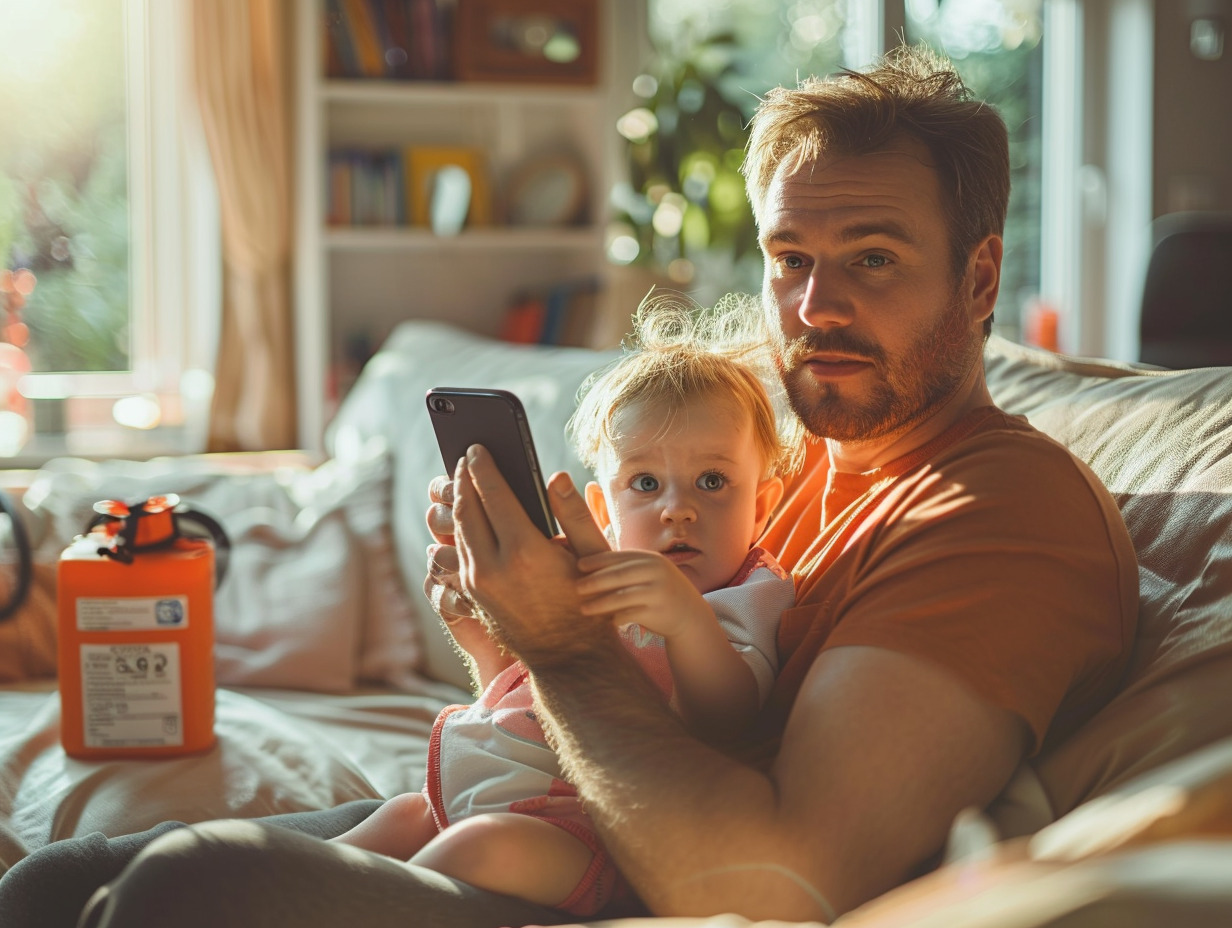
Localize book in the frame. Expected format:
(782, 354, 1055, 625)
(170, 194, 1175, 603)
(323, 0, 360, 77)
(556, 281, 601, 348)
(341, 0, 387, 78)
(410, 0, 449, 80)
(500, 294, 546, 344)
(499, 278, 602, 346)
(379, 0, 412, 79)
(322, 0, 449, 82)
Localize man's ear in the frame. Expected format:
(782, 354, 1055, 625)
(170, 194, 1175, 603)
(752, 475, 785, 539)
(584, 481, 611, 532)
(968, 235, 1003, 327)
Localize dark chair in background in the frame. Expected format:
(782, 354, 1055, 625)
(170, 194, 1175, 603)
(1139, 211, 1232, 369)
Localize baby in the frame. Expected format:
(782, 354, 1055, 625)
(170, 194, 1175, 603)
(334, 297, 798, 916)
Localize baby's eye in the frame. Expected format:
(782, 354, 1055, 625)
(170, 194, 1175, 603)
(632, 474, 659, 492)
(696, 472, 726, 491)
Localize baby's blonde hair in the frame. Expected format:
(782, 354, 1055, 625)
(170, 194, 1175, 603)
(568, 291, 802, 478)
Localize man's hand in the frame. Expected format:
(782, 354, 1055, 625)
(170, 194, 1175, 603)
(424, 514, 512, 690)
(452, 445, 613, 665)
(575, 549, 713, 640)
(424, 474, 475, 626)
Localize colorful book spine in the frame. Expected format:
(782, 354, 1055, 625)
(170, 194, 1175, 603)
(323, 0, 360, 78)
(341, 0, 387, 78)
(322, 0, 449, 81)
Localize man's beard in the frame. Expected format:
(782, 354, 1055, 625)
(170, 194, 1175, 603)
(775, 293, 981, 443)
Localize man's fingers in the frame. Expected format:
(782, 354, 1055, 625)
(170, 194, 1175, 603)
(428, 473, 455, 506)
(462, 445, 536, 542)
(426, 543, 463, 590)
(548, 472, 610, 558)
(426, 473, 456, 544)
(453, 452, 497, 574)
(422, 575, 475, 625)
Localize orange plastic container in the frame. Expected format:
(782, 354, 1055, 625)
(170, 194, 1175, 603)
(57, 502, 218, 759)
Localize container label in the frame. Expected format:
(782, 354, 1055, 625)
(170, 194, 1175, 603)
(77, 596, 189, 632)
(80, 643, 184, 748)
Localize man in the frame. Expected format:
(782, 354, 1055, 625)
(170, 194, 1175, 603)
(434, 43, 1137, 920)
(0, 45, 1135, 928)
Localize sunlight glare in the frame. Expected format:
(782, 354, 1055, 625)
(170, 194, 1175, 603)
(0, 0, 89, 84)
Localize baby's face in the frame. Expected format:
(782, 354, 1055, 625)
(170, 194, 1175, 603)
(595, 396, 770, 594)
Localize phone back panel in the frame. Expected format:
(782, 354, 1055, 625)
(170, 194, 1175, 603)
(426, 388, 557, 537)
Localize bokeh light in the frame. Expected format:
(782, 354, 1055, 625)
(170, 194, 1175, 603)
(112, 394, 162, 430)
(616, 107, 659, 144)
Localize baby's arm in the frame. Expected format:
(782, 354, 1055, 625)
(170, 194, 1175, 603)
(575, 550, 759, 739)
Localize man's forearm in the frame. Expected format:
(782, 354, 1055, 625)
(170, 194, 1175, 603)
(527, 637, 836, 921)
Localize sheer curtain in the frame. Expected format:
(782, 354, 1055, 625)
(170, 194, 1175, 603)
(191, 0, 296, 451)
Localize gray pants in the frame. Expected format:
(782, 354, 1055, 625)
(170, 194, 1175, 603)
(0, 801, 627, 928)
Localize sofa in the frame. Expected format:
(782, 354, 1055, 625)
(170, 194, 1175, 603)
(1, 320, 1231, 926)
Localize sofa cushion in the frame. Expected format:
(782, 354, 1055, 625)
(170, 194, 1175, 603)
(327, 321, 621, 690)
(14, 446, 418, 694)
(983, 335, 1232, 817)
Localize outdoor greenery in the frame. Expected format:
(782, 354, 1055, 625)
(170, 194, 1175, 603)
(616, 0, 1044, 335)
(905, 0, 1044, 339)
(0, 0, 130, 374)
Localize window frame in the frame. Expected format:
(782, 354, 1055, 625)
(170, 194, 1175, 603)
(12, 0, 218, 464)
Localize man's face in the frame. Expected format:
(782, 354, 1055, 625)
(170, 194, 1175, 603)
(756, 140, 989, 445)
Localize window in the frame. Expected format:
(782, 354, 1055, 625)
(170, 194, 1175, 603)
(625, 0, 1148, 357)
(0, 0, 217, 465)
(903, 0, 1044, 344)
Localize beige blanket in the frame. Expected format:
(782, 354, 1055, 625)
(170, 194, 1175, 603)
(0, 681, 461, 872)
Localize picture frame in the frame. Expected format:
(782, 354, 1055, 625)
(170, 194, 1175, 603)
(505, 155, 587, 227)
(452, 0, 599, 86)
(405, 146, 493, 232)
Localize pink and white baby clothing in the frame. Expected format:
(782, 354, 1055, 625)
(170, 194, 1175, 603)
(422, 546, 794, 916)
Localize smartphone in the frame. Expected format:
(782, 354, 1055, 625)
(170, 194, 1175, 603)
(426, 387, 558, 538)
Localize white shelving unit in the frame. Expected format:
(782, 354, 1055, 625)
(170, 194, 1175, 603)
(293, 1, 628, 448)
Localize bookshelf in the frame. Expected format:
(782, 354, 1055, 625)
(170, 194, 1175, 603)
(293, 0, 631, 448)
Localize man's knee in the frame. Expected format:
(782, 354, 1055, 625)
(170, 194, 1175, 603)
(90, 821, 279, 926)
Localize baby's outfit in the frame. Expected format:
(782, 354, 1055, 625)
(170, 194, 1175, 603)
(422, 546, 794, 916)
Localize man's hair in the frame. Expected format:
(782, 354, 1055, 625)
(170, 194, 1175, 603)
(742, 43, 1009, 308)
(568, 292, 799, 478)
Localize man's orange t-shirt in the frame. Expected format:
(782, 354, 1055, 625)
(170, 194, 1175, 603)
(757, 406, 1139, 756)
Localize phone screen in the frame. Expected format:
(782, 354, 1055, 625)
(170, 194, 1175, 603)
(426, 387, 558, 538)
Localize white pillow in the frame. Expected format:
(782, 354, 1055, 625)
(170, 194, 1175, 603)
(328, 322, 619, 689)
(22, 443, 419, 694)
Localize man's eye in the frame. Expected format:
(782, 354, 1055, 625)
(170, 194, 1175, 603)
(696, 472, 725, 491)
(782, 254, 805, 269)
(861, 254, 889, 268)
(632, 475, 659, 491)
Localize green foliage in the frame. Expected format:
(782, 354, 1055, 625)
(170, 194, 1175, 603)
(19, 120, 131, 373)
(623, 0, 1044, 326)
(0, 0, 130, 374)
(616, 26, 758, 282)
(905, 7, 1045, 334)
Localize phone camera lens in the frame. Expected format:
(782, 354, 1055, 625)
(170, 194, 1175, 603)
(431, 396, 455, 414)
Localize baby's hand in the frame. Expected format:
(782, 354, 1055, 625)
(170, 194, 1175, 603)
(574, 549, 712, 641)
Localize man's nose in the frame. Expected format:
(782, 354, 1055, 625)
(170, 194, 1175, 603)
(798, 267, 854, 328)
